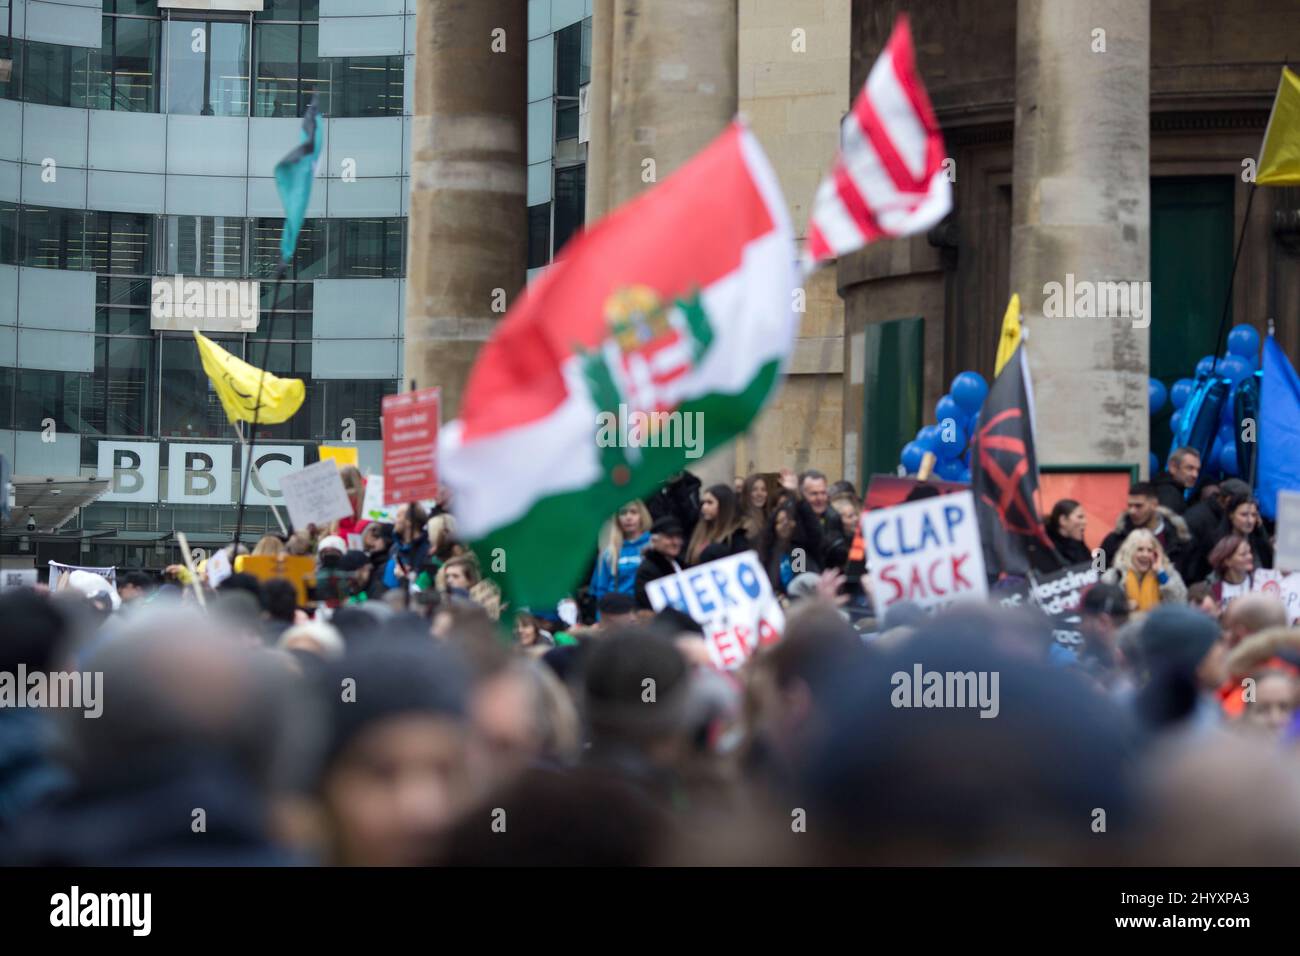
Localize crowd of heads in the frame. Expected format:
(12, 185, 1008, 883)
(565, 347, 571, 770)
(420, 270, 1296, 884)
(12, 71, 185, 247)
(3, 456, 1300, 866)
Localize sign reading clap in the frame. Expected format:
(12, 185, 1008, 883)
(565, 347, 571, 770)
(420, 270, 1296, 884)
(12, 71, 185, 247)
(861, 490, 988, 613)
(644, 550, 784, 670)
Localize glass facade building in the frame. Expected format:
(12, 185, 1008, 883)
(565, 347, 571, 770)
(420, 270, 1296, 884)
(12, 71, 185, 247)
(526, 0, 590, 280)
(0, 0, 414, 569)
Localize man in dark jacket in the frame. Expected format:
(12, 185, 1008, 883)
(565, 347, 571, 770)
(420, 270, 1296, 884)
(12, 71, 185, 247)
(1150, 446, 1201, 515)
(1100, 482, 1192, 569)
(644, 472, 701, 543)
(1180, 478, 1251, 584)
(634, 516, 686, 610)
(797, 469, 849, 571)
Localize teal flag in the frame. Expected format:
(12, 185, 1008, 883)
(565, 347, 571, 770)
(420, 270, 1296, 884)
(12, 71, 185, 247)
(273, 95, 322, 272)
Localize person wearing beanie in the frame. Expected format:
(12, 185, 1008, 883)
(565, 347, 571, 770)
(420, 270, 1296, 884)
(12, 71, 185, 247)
(317, 639, 472, 866)
(596, 591, 639, 630)
(1132, 604, 1224, 735)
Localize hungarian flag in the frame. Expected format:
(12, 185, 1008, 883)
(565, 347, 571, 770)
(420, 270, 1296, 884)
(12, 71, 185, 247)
(970, 344, 1055, 576)
(804, 14, 951, 267)
(440, 121, 798, 608)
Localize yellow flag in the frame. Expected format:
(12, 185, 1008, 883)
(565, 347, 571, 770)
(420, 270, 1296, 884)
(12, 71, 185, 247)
(1258, 66, 1300, 186)
(994, 293, 1022, 377)
(193, 329, 305, 425)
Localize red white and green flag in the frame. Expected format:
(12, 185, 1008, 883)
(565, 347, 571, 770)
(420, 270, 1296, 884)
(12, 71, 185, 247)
(439, 121, 798, 609)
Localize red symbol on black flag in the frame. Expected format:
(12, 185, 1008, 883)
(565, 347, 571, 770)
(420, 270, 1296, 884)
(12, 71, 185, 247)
(975, 408, 1053, 550)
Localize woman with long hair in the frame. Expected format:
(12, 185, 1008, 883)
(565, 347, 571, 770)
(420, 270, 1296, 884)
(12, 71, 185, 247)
(757, 499, 824, 596)
(589, 500, 653, 600)
(1205, 533, 1256, 608)
(1101, 528, 1186, 612)
(740, 473, 772, 537)
(686, 484, 749, 566)
(1214, 493, 1274, 571)
(1045, 498, 1091, 565)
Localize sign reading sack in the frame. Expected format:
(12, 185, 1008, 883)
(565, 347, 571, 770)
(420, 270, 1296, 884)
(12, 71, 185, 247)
(239, 444, 306, 506)
(861, 490, 988, 614)
(278, 460, 353, 530)
(644, 550, 784, 670)
(166, 442, 233, 504)
(99, 441, 160, 503)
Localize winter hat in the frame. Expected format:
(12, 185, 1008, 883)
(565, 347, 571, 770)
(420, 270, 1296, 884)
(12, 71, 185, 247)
(1138, 604, 1220, 675)
(650, 515, 684, 537)
(316, 535, 347, 555)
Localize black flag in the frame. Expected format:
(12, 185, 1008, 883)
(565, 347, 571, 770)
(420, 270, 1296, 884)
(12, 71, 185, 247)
(970, 344, 1055, 576)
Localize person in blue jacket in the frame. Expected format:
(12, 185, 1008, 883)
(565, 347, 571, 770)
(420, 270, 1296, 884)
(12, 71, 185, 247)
(589, 500, 653, 601)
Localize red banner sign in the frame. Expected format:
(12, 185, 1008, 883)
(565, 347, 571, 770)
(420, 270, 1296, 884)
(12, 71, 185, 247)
(382, 387, 440, 506)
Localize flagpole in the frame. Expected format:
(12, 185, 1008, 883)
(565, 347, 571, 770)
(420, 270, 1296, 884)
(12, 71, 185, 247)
(1209, 183, 1257, 373)
(233, 261, 286, 548)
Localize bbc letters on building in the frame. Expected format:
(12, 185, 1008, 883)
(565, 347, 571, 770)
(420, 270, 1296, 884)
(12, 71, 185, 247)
(96, 442, 304, 506)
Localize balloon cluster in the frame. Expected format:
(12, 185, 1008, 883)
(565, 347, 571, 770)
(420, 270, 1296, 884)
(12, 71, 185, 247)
(1157, 324, 1261, 478)
(898, 371, 988, 483)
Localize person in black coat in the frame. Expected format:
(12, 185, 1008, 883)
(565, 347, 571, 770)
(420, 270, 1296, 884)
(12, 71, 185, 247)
(1180, 479, 1251, 584)
(1149, 446, 1202, 516)
(644, 471, 701, 544)
(1045, 498, 1093, 565)
(757, 500, 825, 596)
(633, 516, 687, 610)
(686, 483, 751, 566)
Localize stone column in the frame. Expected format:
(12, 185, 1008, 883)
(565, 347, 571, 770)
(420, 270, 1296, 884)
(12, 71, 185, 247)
(404, 0, 527, 418)
(584, 0, 614, 224)
(607, 0, 739, 486)
(1009, 0, 1150, 470)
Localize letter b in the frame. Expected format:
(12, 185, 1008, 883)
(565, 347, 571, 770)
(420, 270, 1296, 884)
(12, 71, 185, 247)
(185, 452, 216, 497)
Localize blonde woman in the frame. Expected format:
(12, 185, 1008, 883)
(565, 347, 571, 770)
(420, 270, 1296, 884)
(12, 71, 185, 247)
(589, 500, 652, 601)
(469, 578, 503, 621)
(1102, 528, 1187, 612)
(252, 534, 285, 557)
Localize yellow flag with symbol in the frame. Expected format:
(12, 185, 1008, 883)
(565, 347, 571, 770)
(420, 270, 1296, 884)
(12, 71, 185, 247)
(193, 329, 305, 425)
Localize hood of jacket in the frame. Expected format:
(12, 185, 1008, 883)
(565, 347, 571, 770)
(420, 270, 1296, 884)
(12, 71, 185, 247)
(1113, 506, 1192, 544)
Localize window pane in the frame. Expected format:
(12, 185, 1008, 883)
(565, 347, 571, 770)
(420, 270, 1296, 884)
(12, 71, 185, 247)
(105, 1, 160, 14)
(15, 370, 89, 433)
(20, 40, 91, 108)
(556, 102, 578, 141)
(331, 56, 402, 117)
(555, 23, 582, 98)
(96, 308, 152, 335)
(20, 207, 88, 271)
(163, 215, 244, 277)
(98, 276, 153, 308)
(90, 16, 160, 112)
(253, 23, 299, 117)
(85, 212, 152, 276)
(252, 217, 326, 278)
(88, 335, 152, 436)
(322, 379, 396, 440)
(165, 20, 250, 116)
(0, 203, 17, 265)
(328, 217, 403, 278)
(0, 368, 14, 431)
(527, 202, 550, 269)
(160, 333, 239, 437)
(553, 164, 585, 257)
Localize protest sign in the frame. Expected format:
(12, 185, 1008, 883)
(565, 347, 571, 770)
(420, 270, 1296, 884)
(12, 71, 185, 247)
(1276, 490, 1300, 572)
(48, 562, 116, 592)
(318, 445, 359, 468)
(0, 568, 37, 589)
(360, 474, 399, 523)
(279, 460, 353, 530)
(861, 490, 988, 613)
(241, 555, 317, 607)
(1029, 563, 1100, 614)
(205, 548, 233, 589)
(644, 550, 784, 670)
(382, 387, 440, 505)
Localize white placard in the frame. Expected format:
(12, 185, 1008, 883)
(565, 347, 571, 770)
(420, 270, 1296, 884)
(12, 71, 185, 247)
(239, 444, 306, 507)
(644, 550, 784, 670)
(861, 489, 989, 614)
(0, 568, 37, 589)
(1276, 490, 1300, 573)
(205, 548, 233, 589)
(360, 474, 398, 524)
(278, 460, 353, 531)
(98, 441, 160, 503)
(167, 442, 234, 505)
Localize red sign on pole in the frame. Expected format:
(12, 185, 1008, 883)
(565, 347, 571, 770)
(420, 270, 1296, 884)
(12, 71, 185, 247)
(382, 387, 440, 505)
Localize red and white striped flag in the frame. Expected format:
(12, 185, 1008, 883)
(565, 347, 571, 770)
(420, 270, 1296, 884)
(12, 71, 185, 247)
(805, 15, 950, 268)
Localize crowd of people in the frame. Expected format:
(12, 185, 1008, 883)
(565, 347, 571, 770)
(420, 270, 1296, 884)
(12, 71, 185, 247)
(3, 450, 1300, 866)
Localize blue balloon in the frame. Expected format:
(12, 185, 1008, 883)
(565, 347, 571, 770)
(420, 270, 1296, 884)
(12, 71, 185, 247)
(900, 441, 925, 474)
(916, 425, 941, 451)
(1149, 378, 1167, 415)
(1195, 355, 1217, 379)
(1227, 324, 1260, 360)
(935, 394, 962, 428)
(1217, 354, 1251, 386)
(1149, 452, 1159, 476)
(950, 371, 989, 414)
(1220, 443, 1239, 476)
(1170, 378, 1195, 410)
(956, 465, 972, 484)
(935, 420, 968, 460)
(935, 457, 966, 481)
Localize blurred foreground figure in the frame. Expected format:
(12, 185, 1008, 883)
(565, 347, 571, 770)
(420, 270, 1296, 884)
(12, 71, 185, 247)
(316, 638, 472, 866)
(7, 607, 312, 865)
